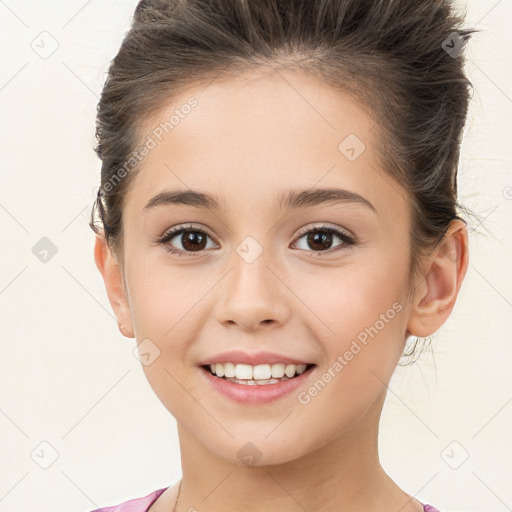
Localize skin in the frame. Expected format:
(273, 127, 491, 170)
(94, 67, 469, 512)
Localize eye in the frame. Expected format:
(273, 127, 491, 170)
(156, 223, 356, 257)
(292, 224, 356, 255)
(157, 224, 218, 257)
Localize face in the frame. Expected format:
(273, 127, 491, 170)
(111, 68, 417, 464)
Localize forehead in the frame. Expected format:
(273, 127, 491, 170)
(125, 68, 410, 226)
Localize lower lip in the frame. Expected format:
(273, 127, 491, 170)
(199, 365, 316, 405)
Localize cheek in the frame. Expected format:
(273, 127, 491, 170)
(300, 256, 408, 337)
(290, 272, 407, 445)
(126, 262, 214, 400)
(126, 251, 202, 336)
(296, 260, 408, 388)
(128, 266, 203, 416)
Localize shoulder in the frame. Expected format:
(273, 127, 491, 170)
(89, 487, 169, 512)
(423, 505, 442, 512)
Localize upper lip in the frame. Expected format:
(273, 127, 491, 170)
(198, 350, 314, 366)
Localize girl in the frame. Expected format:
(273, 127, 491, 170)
(89, 0, 477, 510)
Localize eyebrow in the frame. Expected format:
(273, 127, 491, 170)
(142, 187, 377, 215)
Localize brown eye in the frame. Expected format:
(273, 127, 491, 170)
(293, 225, 356, 255)
(177, 230, 208, 251)
(158, 225, 217, 256)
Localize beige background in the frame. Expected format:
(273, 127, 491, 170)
(0, 1, 510, 511)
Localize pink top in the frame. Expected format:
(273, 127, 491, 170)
(89, 487, 442, 511)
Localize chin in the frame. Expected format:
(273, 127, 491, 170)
(203, 433, 314, 468)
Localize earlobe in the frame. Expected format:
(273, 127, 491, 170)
(94, 234, 135, 338)
(406, 220, 469, 338)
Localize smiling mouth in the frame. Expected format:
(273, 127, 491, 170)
(201, 363, 316, 385)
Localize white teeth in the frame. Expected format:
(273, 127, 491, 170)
(223, 362, 236, 378)
(253, 364, 272, 380)
(296, 364, 307, 375)
(284, 364, 296, 378)
(235, 364, 254, 380)
(215, 363, 225, 377)
(207, 362, 310, 380)
(225, 376, 291, 385)
(271, 363, 285, 378)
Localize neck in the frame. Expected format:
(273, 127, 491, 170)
(174, 390, 422, 512)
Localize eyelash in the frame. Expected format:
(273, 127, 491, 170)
(157, 224, 217, 257)
(157, 223, 356, 258)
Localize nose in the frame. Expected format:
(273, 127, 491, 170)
(215, 251, 291, 331)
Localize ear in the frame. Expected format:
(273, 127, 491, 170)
(406, 219, 469, 338)
(94, 234, 135, 338)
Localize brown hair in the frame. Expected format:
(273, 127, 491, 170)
(89, 0, 482, 360)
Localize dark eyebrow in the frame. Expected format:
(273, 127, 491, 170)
(142, 188, 377, 214)
(143, 190, 222, 213)
(277, 188, 377, 214)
